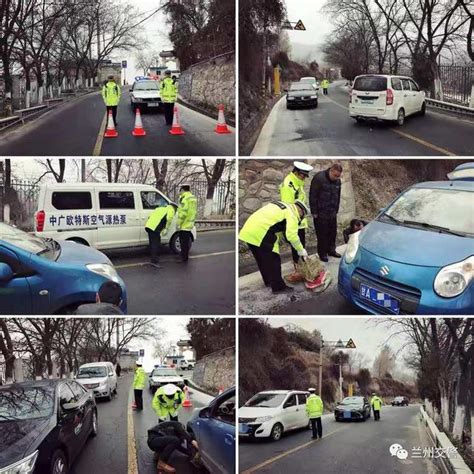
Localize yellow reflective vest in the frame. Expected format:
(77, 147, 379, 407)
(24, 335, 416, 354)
(321, 79, 329, 89)
(280, 172, 308, 230)
(133, 367, 146, 390)
(145, 204, 176, 233)
(101, 81, 121, 106)
(239, 201, 304, 254)
(152, 386, 184, 419)
(371, 396, 383, 410)
(177, 191, 197, 231)
(160, 77, 178, 103)
(306, 394, 324, 418)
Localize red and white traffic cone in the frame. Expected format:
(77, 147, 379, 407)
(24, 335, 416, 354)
(214, 104, 231, 134)
(132, 108, 146, 136)
(182, 386, 193, 407)
(169, 105, 185, 135)
(104, 110, 118, 138)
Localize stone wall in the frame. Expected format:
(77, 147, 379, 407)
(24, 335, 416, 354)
(239, 159, 356, 249)
(193, 346, 235, 395)
(179, 53, 235, 118)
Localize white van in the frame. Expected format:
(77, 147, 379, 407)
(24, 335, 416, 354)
(75, 362, 117, 401)
(34, 183, 197, 252)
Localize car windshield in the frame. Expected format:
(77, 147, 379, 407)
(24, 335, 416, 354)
(77, 366, 107, 378)
(153, 368, 178, 376)
(244, 393, 286, 408)
(0, 223, 59, 260)
(381, 187, 473, 236)
(290, 83, 314, 91)
(353, 76, 387, 91)
(134, 81, 159, 91)
(0, 386, 54, 420)
(340, 397, 363, 405)
(300, 78, 316, 84)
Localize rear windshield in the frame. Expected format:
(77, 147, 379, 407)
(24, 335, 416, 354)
(290, 83, 314, 91)
(152, 368, 178, 376)
(341, 397, 364, 405)
(77, 366, 107, 378)
(134, 81, 159, 91)
(354, 76, 387, 91)
(0, 386, 54, 420)
(244, 393, 286, 408)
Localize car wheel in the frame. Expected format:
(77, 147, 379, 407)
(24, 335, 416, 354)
(90, 409, 98, 437)
(314, 100, 318, 108)
(169, 232, 191, 254)
(107, 388, 112, 402)
(286, 104, 291, 109)
(396, 108, 405, 126)
(355, 117, 363, 124)
(420, 102, 426, 116)
(270, 423, 283, 442)
(50, 449, 68, 474)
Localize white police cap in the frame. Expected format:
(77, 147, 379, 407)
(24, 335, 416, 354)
(293, 161, 313, 175)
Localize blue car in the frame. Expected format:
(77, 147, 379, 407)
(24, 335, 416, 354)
(0, 223, 127, 314)
(187, 387, 235, 474)
(338, 164, 473, 315)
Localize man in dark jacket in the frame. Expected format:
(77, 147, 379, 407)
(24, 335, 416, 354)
(309, 164, 343, 262)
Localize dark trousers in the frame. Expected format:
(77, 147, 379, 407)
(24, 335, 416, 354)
(323, 88, 328, 95)
(163, 102, 174, 125)
(146, 228, 161, 264)
(313, 216, 337, 258)
(310, 417, 323, 438)
(134, 389, 143, 410)
(179, 231, 192, 261)
(248, 244, 286, 292)
(291, 229, 306, 264)
(106, 105, 118, 125)
(373, 409, 380, 420)
(148, 435, 191, 463)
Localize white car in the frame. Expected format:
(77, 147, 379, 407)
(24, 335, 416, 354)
(299, 76, 320, 90)
(34, 183, 197, 253)
(349, 74, 426, 125)
(76, 362, 117, 401)
(179, 359, 195, 370)
(130, 79, 162, 112)
(149, 367, 185, 393)
(239, 390, 309, 441)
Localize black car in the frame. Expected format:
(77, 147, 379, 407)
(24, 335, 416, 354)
(392, 396, 409, 406)
(334, 396, 371, 421)
(0, 379, 97, 474)
(286, 82, 319, 109)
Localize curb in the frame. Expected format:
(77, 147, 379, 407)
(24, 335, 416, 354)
(178, 97, 236, 127)
(185, 377, 217, 398)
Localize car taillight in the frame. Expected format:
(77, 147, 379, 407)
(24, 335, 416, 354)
(386, 88, 394, 105)
(36, 210, 45, 232)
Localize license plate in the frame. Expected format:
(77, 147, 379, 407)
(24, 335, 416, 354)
(360, 284, 400, 314)
(344, 411, 351, 419)
(239, 423, 249, 434)
(148, 103, 160, 107)
(361, 99, 374, 104)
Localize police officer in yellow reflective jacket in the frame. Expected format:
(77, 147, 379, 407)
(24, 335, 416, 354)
(321, 78, 329, 95)
(371, 392, 383, 421)
(101, 75, 121, 126)
(160, 70, 178, 126)
(280, 161, 313, 278)
(306, 387, 324, 439)
(177, 184, 197, 262)
(152, 383, 184, 421)
(133, 361, 146, 411)
(145, 202, 177, 267)
(239, 200, 310, 294)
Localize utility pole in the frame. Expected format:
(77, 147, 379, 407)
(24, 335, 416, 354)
(319, 335, 323, 397)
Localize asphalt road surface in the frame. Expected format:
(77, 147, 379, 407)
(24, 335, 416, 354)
(107, 229, 235, 315)
(251, 80, 474, 156)
(0, 89, 235, 156)
(240, 405, 441, 474)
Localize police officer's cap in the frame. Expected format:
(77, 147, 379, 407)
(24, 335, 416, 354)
(294, 200, 309, 216)
(163, 383, 179, 396)
(136, 361, 142, 366)
(293, 161, 313, 176)
(308, 387, 316, 393)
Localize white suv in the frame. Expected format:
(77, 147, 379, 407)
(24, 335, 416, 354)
(349, 74, 426, 125)
(76, 362, 117, 401)
(239, 390, 309, 441)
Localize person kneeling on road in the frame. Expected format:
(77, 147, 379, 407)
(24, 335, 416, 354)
(239, 199, 310, 294)
(145, 202, 178, 268)
(147, 420, 199, 474)
(343, 218, 368, 244)
(152, 383, 185, 421)
(133, 361, 146, 411)
(74, 280, 124, 315)
(177, 184, 197, 263)
(306, 387, 324, 440)
(371, 392, 383, 421)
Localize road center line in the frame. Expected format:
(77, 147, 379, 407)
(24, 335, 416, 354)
(241, 426, 346, 474)
(128, 389, 139, 474)
(93, 112, 107, 156)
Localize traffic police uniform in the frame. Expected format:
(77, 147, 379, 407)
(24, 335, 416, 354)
(321, 79, 329, 95)
(133, 362, 146, 410)
(239, 200, 309, 292)
(145, 204, 176, 265)
(152, 384, 185, 421)
(306, 389, 324, 439)
(101, 78, 121, 125)
(280, 161, 313, 265)
(371, 394, 383, 420)
(177, 188, 197, 262)
(160, 72, 178, 125)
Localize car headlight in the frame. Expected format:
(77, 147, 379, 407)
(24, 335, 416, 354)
(0, 451, 38, 474)
(344, 231, 360, 264)
(86, 263, 120, 283)
(310, 95, 318, 99)
(254, 416, 272, 423)
(434, 256, 473, 298)
(287, 96, 295, 100)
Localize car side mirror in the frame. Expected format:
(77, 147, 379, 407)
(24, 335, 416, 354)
(62, 401, 79, 412)
(108, 372, 114, 377)
(0, 263, 14, 282)
(199, 407, 210, 418)
(129, 88, 133, 92)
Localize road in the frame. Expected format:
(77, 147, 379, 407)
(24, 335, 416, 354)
(107, 229, 235, 315)
(0, 89, 235, 156)
(240, 405, 441, 474)
(251, 80, 474, 156)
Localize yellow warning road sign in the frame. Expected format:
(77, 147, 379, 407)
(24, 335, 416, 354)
(346, 338, 356, 349)
(294, 19, 306, 31)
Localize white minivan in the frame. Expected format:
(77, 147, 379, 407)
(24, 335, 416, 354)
(349, 74, 426, 125)
(76, 362, 117, 401)
(34, 183, 197, 253)
(239, 390, 309, 441)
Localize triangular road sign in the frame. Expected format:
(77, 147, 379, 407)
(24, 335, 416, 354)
(281, 20, 293, 30)
(346, 338, 356, 349)
(294, 19, 306, 31)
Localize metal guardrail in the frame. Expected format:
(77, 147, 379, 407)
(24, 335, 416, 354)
(426, 98, 474, 118)
(0, 115, 20, 130)
(17, 104, 48, 121)
(196, 219, 235, 231)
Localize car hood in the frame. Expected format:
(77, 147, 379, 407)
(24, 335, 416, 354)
(239, 406, 279, 418)
(288, 90, 315, 97)
(56, 240, 112, 266)
(0, 418, 50, 468)
(360, 221, 473, 267)
(132, 90, 160, 98)
(77, 376, 108, 386)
